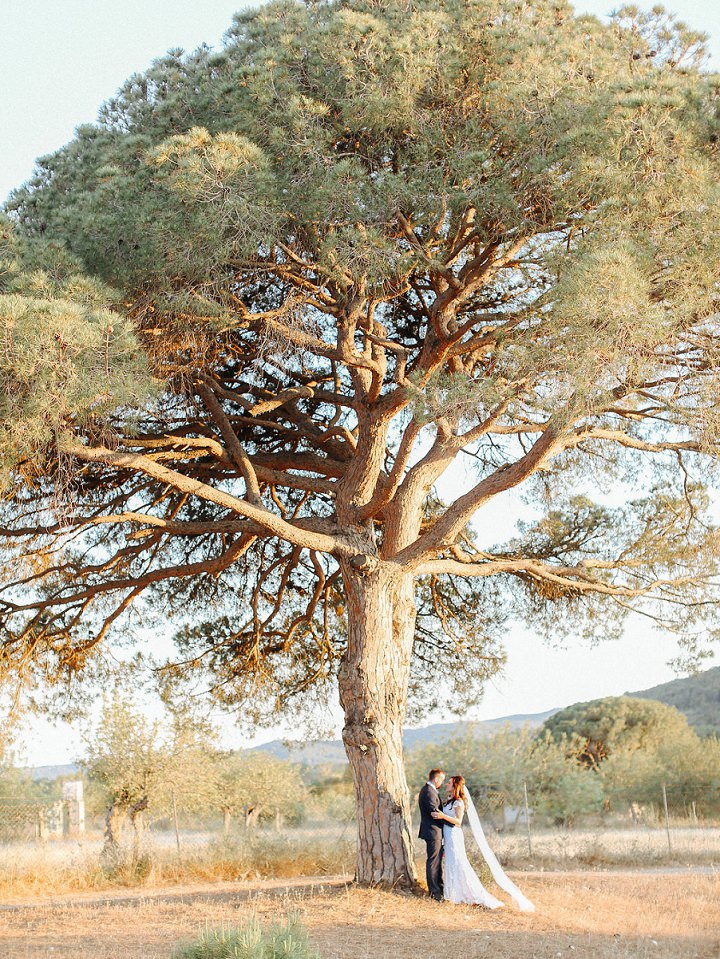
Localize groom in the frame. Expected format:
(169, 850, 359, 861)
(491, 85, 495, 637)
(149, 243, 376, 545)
(418, 767, 445, 901)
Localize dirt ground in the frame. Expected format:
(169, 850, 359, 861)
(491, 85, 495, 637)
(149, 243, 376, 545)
(0, 870, 718, 959)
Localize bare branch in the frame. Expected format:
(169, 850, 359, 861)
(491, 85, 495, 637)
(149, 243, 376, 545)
(63, 441, 345, 556)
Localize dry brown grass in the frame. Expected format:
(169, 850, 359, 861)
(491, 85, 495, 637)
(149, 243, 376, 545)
(491, 825, 720, 870)
(0, 832, 356, 899)
(0, 871, 718, 959)
(1, 823, 718, 902)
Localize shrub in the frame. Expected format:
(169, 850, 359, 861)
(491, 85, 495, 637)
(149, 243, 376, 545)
(173, 917, 320, 959)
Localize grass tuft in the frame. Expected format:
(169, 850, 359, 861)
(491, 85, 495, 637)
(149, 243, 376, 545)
(172, 916, 321, 959)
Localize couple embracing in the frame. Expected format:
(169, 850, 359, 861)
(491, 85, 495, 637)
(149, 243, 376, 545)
(418, 768, 535, 911)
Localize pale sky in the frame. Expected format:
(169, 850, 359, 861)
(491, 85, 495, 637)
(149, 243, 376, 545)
(1, 1, 717, 765)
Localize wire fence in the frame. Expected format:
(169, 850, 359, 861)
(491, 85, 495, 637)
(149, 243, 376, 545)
(0, 782, 717, 872)
(0, 800, 65, 841)
(466, 782, 720, 860)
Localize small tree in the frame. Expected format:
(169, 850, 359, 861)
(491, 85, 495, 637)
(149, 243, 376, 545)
(0, 756, 35, 801)
(162, 704, 221, 825)
(529, 733, 605, 824)
(602, 731, 720, 816)
(214, 750, 305, 833)
(407, 723, 604, 824)
(83, 693, 216, 858)
(83, 695, 166, 857)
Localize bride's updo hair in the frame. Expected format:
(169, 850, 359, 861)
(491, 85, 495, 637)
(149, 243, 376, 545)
(449, 775, 468, 805)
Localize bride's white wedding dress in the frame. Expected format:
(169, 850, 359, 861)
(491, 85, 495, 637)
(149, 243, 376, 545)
(443, 799, 504, 908)
(442, 795, 535, 911)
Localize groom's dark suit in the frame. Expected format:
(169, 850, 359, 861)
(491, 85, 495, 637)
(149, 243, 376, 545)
(418, 781, 448, 900)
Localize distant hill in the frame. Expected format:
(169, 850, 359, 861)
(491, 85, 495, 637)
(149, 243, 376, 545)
(403, 709, 559, 750)
(249, 667, 720, 766)
(627, 665, 720, 737)
(250, 708, 559, 768)
(251, 739, 346, 766)
(26, 763, 79, 781)
(26, 665, 719, 781)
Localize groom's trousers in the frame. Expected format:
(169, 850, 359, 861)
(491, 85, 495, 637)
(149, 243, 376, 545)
(424, 833, 443, 900)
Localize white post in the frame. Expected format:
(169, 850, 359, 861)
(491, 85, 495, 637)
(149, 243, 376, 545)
(62, 781, 85, 836)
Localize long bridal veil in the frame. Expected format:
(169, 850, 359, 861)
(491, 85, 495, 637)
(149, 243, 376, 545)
(465, 790, 536, 912)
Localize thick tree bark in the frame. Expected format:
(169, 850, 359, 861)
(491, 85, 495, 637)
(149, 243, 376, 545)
(338, 562, 417, 887)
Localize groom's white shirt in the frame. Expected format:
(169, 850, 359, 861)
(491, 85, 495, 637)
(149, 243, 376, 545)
(425, 781, 437, 791)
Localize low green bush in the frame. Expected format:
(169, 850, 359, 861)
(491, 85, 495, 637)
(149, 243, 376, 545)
(173, 917, 321, 959)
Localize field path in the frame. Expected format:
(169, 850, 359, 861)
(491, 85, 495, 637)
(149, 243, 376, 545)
(0, 866, 715, 912)
(1, 871, 718, 959)
(0, 873, 350, 911)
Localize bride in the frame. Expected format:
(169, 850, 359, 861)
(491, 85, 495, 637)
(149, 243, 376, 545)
(431, 774, 535, 911)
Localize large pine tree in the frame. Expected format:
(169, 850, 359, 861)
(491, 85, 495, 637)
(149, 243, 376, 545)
(2, 1, 720, 884)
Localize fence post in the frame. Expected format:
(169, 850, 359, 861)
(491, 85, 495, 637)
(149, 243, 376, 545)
(62, 781, 85, 837)
(171, 789, 181, 855)
(662, 783, 672, 855)
(523, 782, 533, 858)
(37, 807, 47, 842)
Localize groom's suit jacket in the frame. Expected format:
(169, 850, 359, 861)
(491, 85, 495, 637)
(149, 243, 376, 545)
(418, 782, 452, 841)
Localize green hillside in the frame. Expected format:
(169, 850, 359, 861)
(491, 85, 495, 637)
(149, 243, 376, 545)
(628, 665, 720, 737)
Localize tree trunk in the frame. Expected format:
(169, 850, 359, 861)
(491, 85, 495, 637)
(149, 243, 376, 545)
(102, 802, 126, 860)
(338, 562, 417, 887)
(222, 806, 232, 837)
(129, 796, 148, 861)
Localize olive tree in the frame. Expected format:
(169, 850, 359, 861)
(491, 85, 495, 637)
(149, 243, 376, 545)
(83, 694, 216, 856)
(214, 750, 305, 832)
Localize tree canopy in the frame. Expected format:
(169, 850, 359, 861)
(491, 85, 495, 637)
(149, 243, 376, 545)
(2, 0, 719, 708)
(1, 0, 719, 884)
(542, 695, 692, 768)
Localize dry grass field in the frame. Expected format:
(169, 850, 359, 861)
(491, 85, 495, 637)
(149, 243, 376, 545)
(492, 824, 720, 869)
(1, 826, 718, 958)
(1, 822, 719, 900)
(0, 871, 718, 959)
